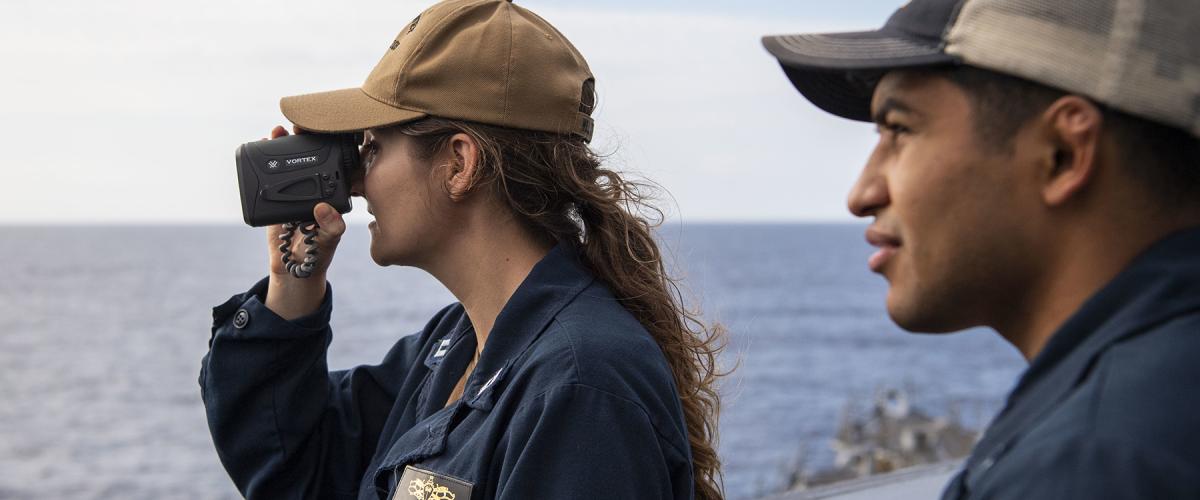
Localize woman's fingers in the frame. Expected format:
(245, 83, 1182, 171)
(260, 128, 345, 280)
(313, 202, 346, 246)
(267, 203, 344, 280)
(265, 223, 289, 276)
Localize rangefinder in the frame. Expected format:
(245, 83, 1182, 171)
(234, 132, 362, 227)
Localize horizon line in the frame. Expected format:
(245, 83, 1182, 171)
(0, 219, 866, 227)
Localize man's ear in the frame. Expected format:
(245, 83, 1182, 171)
(1038, 96, 1104, 207)
(443, 132, 481, 201)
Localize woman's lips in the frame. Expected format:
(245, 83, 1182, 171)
(865, 227, 902, 272)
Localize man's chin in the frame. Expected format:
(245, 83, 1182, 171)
(886, 294, 969, 334)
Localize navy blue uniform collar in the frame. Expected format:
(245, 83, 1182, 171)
(955, 225, 1200, 494)
(1019, 226, 1200, 397)
(374, 241, 596, 476)
(462, 240, 596, 410)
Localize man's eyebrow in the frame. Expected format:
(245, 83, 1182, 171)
(871, 98, 917, 125)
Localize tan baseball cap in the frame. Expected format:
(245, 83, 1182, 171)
(280, 0, 597, 142)
(763, 0, 1200, 139)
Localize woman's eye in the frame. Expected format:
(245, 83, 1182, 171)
(361, 142, 380, 170)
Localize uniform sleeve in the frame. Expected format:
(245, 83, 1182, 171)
(491, 384, 693, 500)
(976, 435, 1200, 500)
(198, 277, 431, 500)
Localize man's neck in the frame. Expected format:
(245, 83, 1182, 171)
(1000, 262, 1122, 361)
(999, 217, 1199, 361)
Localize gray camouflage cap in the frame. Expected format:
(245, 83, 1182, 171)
(762, 0, 1200, 138)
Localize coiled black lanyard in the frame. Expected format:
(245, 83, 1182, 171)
(278, 221, 319, 278)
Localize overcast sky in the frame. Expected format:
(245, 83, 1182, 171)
(2, 0, 904, 224)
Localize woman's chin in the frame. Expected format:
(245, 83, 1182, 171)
(367, 236, 389, 266)
(368, 239, 410, 267)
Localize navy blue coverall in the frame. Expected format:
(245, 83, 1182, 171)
(200, 243, 694, 499)
(942, 227, 1200, 499)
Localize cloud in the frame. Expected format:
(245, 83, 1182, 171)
(0, 0, 879, 223)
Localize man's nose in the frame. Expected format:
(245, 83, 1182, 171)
(847, 153, 889, 218)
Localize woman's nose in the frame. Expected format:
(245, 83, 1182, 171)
(348, 167, 365, 198)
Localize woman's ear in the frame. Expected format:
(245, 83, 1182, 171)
(444, 132, 481, 201)
(1038, 96, 1104, 207)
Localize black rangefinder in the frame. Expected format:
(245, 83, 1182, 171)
(235, 133, 362, 227)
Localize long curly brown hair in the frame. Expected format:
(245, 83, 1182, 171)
(382, 116, 727, 499)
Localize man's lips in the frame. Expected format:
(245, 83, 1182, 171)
(865, 226, 902, 272)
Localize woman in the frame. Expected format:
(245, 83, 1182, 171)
(200, 1, 724, 499)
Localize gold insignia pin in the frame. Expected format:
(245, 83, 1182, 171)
(394, 465, 473, 500)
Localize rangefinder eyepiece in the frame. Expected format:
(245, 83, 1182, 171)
(235, 133, 362, 227)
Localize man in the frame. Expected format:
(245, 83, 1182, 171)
(763, 0, 1200, 498)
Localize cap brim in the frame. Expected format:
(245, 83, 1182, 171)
(279, 88, 427, 133)
(762, 30, 957, 121)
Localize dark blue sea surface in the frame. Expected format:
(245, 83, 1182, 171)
(0, 225, 1024, 499)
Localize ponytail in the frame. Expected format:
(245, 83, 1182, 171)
(393, 117, 727, 500)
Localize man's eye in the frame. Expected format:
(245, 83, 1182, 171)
(884, 122, 909, 135)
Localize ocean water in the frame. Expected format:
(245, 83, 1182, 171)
(0, 225, 1025, 499)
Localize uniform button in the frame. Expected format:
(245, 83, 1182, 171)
(233, 309, 250, 329)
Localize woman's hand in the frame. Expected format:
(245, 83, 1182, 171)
(263, 125, 348, 320)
